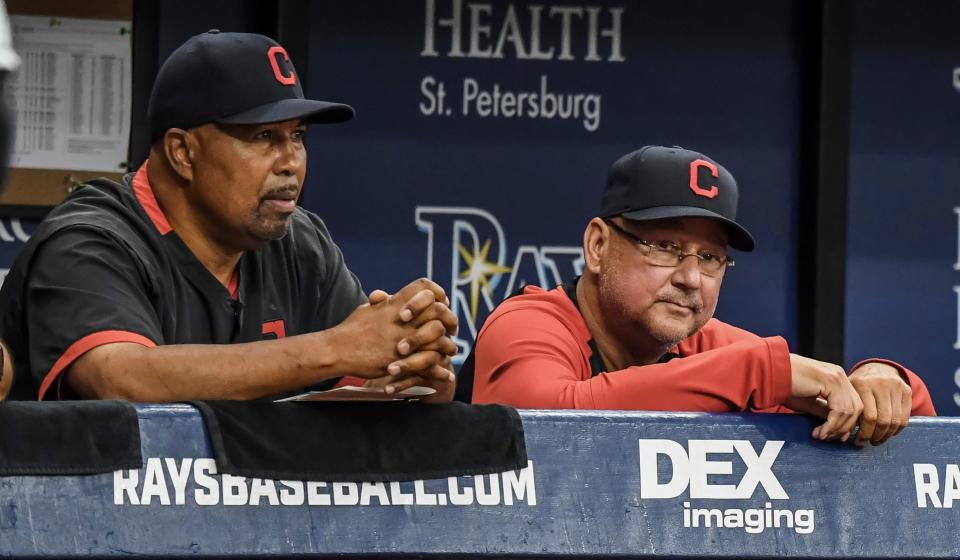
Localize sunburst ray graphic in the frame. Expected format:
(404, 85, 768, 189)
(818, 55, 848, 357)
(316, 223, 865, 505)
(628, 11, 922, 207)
(457, 238, 512, 322)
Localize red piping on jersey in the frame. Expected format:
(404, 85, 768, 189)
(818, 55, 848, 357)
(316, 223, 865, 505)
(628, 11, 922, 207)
(262, 319, 286, 339)
(132, 161, 173, 235)
(335, 376, 364, 388)
(228, 269, 240, 300)
(38, 330, 157, 401)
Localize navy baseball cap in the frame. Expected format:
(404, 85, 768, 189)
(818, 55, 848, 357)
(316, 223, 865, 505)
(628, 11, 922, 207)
(599, 146, 755, 251)
(148, 30, 354, 141)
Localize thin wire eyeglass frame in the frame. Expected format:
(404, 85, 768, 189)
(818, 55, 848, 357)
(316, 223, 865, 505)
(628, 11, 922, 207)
(602, 218, 735, 277)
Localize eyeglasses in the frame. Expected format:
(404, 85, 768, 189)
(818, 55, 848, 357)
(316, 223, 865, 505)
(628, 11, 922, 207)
(603, 219, 735, 277)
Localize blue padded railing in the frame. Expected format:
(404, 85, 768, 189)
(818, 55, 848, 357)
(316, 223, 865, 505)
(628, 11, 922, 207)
(0, 404, 955, 557)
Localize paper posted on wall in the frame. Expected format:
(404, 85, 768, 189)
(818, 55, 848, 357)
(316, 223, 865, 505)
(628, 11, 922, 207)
(277, 385, 436, 402)
(7, 16, 132, 172)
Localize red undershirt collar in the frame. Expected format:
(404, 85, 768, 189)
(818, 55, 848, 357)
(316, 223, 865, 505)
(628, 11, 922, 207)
(131, 160, 173, 235)
(132, 160, 240, 300)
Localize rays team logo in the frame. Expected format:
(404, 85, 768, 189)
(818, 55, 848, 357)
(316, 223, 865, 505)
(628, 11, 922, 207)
(416, 206, 583, 359)
(0, 219, 32, 244)
(0, 218, 34, 288)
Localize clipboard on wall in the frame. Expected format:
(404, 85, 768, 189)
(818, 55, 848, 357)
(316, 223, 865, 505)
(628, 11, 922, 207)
(2, 0, 133, 218)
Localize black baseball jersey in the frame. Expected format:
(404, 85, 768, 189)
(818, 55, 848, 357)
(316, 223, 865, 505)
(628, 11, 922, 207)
(0, 163, 366, 400)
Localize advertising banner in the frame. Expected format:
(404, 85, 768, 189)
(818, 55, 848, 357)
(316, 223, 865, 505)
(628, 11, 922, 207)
(0, 405, 956, 556)
(301, 0, 807, 360)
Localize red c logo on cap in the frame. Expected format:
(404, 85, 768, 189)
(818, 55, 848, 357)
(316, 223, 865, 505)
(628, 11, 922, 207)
(689, 159, 719, 199)
(267, 46, 296, 86)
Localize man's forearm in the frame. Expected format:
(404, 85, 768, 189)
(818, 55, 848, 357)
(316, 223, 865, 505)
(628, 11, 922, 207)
(67, 330, 356, 402)
(0, 340, 11, 400)
(64, 280, 458, 402)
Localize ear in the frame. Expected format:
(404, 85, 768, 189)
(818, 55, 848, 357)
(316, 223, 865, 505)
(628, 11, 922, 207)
(162, 128, 195, 183)
(583, 218, 610, 275)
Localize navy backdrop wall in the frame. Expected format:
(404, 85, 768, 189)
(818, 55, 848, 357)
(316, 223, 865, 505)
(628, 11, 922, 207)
(0, 2, 806, 358)
(154, 0, 271, 61)
(301, 0, 806, 360)
(844, 0, 960, 414)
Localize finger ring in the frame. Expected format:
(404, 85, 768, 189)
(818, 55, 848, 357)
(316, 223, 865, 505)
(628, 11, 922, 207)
(849, 425, 861, 441)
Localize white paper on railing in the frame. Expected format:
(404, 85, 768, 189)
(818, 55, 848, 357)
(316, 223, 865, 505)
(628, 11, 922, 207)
(276, 385, 436, 402)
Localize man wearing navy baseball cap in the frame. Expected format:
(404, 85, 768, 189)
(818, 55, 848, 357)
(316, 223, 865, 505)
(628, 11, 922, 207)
(466, 146, 935, 445)
(0, 31, 456, 402)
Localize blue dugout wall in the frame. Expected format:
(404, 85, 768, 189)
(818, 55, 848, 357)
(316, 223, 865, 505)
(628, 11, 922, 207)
(3, 404, 959, 558)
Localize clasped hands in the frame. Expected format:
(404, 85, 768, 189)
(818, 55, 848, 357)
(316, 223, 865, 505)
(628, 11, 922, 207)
(786, 354, 912, 447)
(339, 278, 458, 403)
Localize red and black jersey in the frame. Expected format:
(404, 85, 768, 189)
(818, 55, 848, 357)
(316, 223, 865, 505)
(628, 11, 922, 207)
(0, 162, 366, 400)
(470, 283, 936, 415)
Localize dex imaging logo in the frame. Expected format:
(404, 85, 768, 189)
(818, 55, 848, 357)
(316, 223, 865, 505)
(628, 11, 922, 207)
(638, 439, 815, 534)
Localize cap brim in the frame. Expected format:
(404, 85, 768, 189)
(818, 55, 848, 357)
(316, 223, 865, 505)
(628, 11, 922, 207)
(619, 205, 756, 252)
(217, 98, 354, 126)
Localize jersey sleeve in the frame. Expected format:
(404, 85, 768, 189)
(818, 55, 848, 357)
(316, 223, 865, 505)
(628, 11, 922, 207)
(25, 227, 161, 399)
(472, 307, 793, 411)
(849, 358, 937, 416)
(698, 325, 938, 416)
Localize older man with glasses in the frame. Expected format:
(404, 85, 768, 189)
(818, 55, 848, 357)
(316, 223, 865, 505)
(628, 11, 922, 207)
(465, 146, 935, 445)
